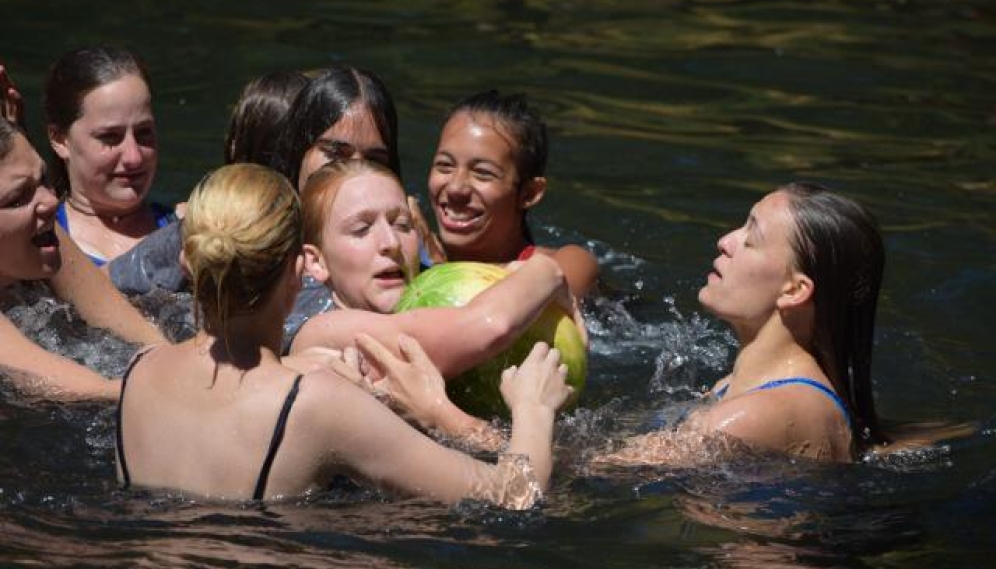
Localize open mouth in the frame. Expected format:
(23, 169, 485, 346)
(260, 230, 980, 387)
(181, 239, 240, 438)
(374, 267, 406, 282)
(31, 229, 59, 249)
(438, 204, 483, 231)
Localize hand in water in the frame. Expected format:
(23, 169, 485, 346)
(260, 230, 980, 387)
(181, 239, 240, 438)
(355, 332, 452, 429)
(0, 64, 25, 129)
(407, 196, 447, 265)
(500, 342, 571, 415)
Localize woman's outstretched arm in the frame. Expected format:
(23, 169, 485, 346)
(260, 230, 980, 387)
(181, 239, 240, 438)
(48, 226, 164, 345)
(292, 253, 579, 378)
(303, 338, 570, 508)
(0, 313, 120, 400)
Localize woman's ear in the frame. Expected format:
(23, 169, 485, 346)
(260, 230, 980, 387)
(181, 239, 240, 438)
(777, 271, 814, 309)
(302, 243, 330, 284)
(518, 177, 547, 210)
(48, 125, 70, 160)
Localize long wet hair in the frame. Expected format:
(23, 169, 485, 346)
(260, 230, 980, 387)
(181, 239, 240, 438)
(782, 182, 887, 448)
(270, 65, 399, 188)
(182, 164, 302, 337)
(43, 46, 152, 198)
(224, 71, 310, 166)
(443, 90, 548, 244)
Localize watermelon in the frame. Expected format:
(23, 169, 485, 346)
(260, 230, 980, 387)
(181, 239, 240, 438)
(393, 262, 587, 418)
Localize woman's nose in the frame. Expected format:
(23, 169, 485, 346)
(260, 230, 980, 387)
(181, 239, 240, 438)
(35, 184, 59, 218)
(717, 230, 735, 255)
(377, 221, 401, 254)
(119, 132, 143, 168)
(445, 169, 472, 198)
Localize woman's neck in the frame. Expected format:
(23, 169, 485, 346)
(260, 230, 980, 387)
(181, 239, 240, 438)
(201, 321, 283, 369)
(727, 315, 821, 392)
(66, 194, 147, 227)
(448, 233, 530, 264)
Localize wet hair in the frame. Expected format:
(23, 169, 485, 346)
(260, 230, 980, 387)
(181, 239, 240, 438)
(0, 116, 20, 159)
(445, 90, 548, 184)
(224, 71, 310, 165)
(270, 65, 399, 188)
(182, 163, 302, 337)
(444, 90, 548, 244)
(43, 46, 152, 197)
(300, 159, 401, 248)
(781, 182, 887, 448)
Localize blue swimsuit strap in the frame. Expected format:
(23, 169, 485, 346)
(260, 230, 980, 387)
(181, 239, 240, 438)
(55, 202, 109, 266)
(713, 377, 852, 429)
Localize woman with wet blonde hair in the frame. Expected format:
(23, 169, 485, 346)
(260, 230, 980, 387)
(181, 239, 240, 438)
(181, 163, 303, 335)
(116, 162, 572, 505)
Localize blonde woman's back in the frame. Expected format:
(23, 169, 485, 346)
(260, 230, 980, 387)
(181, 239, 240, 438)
(116, 340, 327, 499)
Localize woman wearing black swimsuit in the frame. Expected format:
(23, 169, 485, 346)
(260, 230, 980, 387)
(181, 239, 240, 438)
(115, 163, 572, 505)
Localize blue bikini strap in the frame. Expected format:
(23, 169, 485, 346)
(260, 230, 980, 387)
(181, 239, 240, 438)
(712, 377, 852, 429)
(752, 377, 852, 428)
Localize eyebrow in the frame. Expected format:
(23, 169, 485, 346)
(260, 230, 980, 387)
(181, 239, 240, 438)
(746, 214, 764, 241)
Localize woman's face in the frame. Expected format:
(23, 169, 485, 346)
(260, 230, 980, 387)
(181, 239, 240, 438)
(428, 111, 527, 262)
(51, 73, 157, 215)
(0, 134, 61, 285)
(316, 172, 419, 313)
(297, 103, 391, 192)
(698, 191, 799, 329)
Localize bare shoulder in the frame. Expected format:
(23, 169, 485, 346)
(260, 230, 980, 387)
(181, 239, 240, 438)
(693, 384, 849, 457)
(537, 244, 598, 297)
(290, 368, 380, 422)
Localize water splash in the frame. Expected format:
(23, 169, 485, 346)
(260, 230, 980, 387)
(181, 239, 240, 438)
(2, 283, 140, 379)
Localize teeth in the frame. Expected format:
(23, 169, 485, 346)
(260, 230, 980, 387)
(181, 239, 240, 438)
(445, 208, 477, 222)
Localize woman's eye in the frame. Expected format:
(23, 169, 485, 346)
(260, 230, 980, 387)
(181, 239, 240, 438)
(473, 168, 497, 180)
(365, 150, 391, 166)
(96, 132, 124, 146)
(394, 216, 413, 232)
(432, 160, 453, 172)
(2, 188, 31, 209)
(319, 141, 356, 162)
(135, 127, 157, 146)
(350, 224, 371, 236)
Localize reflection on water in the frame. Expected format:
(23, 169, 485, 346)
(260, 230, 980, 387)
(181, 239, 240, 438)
(1, 0, 994, 566)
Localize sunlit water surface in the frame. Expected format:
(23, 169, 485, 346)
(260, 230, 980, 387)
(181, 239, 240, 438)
(2, 1, 994, 567)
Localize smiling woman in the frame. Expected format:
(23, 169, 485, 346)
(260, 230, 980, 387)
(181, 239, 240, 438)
(290, 160, 584, 411)
(44, 46, 175, 266)
(0, 116, 164, 400)
(425, 91, 599, 298)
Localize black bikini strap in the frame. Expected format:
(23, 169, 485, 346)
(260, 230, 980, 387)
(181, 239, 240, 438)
(253, 374, 304, 501)
(115, 346, 156, 490)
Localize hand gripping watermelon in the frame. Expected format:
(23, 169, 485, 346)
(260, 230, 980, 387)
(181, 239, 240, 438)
(394, 262, 587, 418)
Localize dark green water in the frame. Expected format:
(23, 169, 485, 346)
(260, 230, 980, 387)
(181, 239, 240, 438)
(2, 1, 994, 567)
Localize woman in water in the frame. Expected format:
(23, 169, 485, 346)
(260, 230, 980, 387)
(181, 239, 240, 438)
(44, 46, 175, 265)
(115, 163, 571, 505)
(0, 116, 164, 400)
(270, 64, 398, 189)
(289, 159, 582, 380)
(598, 183, 889, 463)
(421, 90, 599, 298)
(224, 70, 310, 166)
